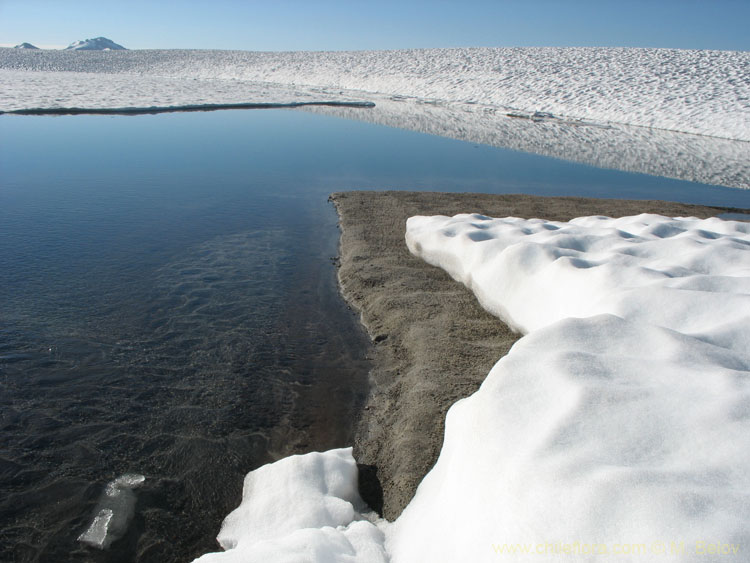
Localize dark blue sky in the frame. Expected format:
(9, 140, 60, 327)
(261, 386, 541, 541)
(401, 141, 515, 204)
(2, 0, 748, 51)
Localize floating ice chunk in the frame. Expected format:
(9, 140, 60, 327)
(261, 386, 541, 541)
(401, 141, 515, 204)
(77, 509, 114, 549)
(108, 473, 145, 491)
(78, 473, 145, 549)
(192, 448, 387, 563)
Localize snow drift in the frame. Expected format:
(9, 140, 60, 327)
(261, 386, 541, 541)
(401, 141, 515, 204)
(191, 448, 388, 563)
(396, 213, 750, 562)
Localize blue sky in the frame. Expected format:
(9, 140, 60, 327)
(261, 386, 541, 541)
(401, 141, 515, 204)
(1, 0, 749, 51)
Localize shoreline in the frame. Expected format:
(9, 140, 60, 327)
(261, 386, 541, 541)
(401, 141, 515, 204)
(0, 100, 375, 116)
(331, 190, 742, 519)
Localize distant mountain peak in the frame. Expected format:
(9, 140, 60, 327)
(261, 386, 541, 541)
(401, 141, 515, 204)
(14, 42, 39, 49)
(66, 37, 126, 51)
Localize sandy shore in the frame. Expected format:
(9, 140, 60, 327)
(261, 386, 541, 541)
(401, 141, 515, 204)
(330, 190, 740, 520)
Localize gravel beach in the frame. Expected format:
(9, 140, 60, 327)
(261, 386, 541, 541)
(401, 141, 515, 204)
(330, 190, 740, 519)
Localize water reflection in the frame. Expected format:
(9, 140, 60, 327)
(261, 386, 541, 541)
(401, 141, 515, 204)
(309, 96, 750, 191)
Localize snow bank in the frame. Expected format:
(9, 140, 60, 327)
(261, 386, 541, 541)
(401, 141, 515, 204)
(405, 213, 750, 341)
(192, 448, 388, 563)
(394, 213, 750, 562)
(1, 47, 748, 141)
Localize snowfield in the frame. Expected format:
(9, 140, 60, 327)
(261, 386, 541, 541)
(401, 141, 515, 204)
(194, 214, 750, 562)
(1, 46, 748, 188)
(1, 47, 748, 140)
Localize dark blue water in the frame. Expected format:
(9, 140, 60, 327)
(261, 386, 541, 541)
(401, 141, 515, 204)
(1, 109, 748, 563)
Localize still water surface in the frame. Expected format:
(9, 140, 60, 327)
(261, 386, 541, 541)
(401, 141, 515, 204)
(0, 109, 747, 562)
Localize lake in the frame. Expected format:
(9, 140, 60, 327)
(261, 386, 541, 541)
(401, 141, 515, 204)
(0, 108, 747, 562)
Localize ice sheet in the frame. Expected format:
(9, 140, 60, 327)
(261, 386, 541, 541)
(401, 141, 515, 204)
(1, 47, 748, 141)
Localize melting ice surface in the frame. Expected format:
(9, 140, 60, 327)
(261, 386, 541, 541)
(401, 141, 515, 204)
(78, 474, 146, 549)
(196, 214, 750, 562)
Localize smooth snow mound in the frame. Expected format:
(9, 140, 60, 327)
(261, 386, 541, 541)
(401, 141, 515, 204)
(394, 213, 750, 562)
(1, 47, 748, 141)
(192, 448, 388, 563)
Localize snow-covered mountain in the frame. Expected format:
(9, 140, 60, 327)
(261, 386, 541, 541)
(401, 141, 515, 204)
(65, 37, 126, 51)
(14, 43, 39, 49)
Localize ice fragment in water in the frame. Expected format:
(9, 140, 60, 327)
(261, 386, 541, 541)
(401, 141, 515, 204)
(78, 473, 145, 549)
